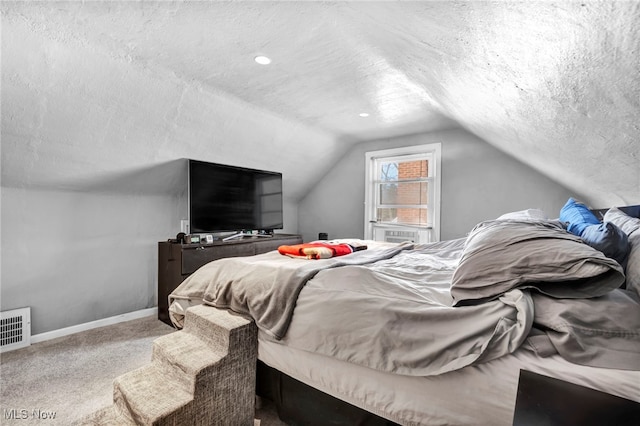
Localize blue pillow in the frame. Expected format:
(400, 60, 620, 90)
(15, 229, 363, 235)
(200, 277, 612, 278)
(560, 198, 600, 236)
(581, 222, 630, 267)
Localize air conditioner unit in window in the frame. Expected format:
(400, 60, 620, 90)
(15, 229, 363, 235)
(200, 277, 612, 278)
(383, 230, 418, 243)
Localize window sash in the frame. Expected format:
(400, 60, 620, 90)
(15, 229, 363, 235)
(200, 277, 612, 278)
(365, 143, 441, 243)
(372, 156, 433, 228)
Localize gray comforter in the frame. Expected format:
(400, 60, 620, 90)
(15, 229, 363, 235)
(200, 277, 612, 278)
(169, 242, 413, 339)
(170, 220, 640, 376)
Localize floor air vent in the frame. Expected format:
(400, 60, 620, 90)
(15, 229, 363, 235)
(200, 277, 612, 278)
(1, 307, 31, 353)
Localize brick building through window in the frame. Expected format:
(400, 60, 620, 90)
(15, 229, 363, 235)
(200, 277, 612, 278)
(397, 160, 429, 226)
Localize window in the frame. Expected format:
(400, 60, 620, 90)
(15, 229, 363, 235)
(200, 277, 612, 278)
(364, 143, 441, 243)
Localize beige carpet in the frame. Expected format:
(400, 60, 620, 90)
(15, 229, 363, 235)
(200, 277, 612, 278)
(0, 315, 285, 425)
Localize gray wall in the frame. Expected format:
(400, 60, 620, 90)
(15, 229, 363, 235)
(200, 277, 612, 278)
(0, 185, 298, 335)
(1, 187, 179, 334)
(298, 128, 578, 242)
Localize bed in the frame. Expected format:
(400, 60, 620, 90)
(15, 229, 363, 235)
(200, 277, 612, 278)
(168, 203, 640, 425)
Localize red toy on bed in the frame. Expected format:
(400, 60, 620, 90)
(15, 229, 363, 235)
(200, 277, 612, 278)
(278, 242, 367, 259)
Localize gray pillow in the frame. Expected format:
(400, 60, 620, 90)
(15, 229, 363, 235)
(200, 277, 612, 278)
(450, 220, 625, 305)
(581, 222, 630, 267)
(604, 207, 640, 296)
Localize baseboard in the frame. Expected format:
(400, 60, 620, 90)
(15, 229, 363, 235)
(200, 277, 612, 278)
(31, 307, 158, 344)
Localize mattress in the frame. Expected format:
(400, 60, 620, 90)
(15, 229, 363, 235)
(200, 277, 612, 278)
(258, 334, 640, 426)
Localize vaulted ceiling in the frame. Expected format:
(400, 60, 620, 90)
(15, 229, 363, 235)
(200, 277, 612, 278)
(2, 1, 639, 207)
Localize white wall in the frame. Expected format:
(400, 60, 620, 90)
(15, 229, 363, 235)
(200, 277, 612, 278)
(1, 13, 344, 201)
(298, 128, 578, 243)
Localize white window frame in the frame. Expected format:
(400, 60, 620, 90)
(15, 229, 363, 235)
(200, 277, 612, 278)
(364, 143, 441, 243)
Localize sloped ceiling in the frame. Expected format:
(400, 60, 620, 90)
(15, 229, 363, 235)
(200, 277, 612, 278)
(2, 1, 639, 207)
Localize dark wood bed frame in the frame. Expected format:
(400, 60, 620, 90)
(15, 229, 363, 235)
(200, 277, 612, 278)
(256, 205, 640, 425)
(513, 370, 640, 426)
(256, 360, 398, 425)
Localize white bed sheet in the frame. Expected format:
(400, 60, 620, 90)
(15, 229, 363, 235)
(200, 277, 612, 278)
(258, 333, 640, 426)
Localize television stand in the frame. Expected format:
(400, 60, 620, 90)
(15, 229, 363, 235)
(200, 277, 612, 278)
(157, 233, 303, 325)
(222, 232, 273, 242)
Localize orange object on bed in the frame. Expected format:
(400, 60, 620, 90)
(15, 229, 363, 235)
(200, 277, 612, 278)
(277, 242, 366, 259)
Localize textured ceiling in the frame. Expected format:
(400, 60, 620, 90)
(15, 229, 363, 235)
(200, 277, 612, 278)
(2, 1, 639, 206)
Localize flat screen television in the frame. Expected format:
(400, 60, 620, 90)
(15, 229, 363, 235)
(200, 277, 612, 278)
(188, 160, 283, 237)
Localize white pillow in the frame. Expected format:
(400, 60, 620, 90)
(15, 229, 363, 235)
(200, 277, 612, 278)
(604, 207, 640, 296)
(497, 209, 548, 221)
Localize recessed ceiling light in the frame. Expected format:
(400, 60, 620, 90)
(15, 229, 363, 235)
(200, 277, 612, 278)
(254, 55, 272, 65)
(359, 113, 370, 117)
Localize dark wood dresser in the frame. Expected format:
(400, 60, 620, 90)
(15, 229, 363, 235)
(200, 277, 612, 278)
(157, 233, 302, 325)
